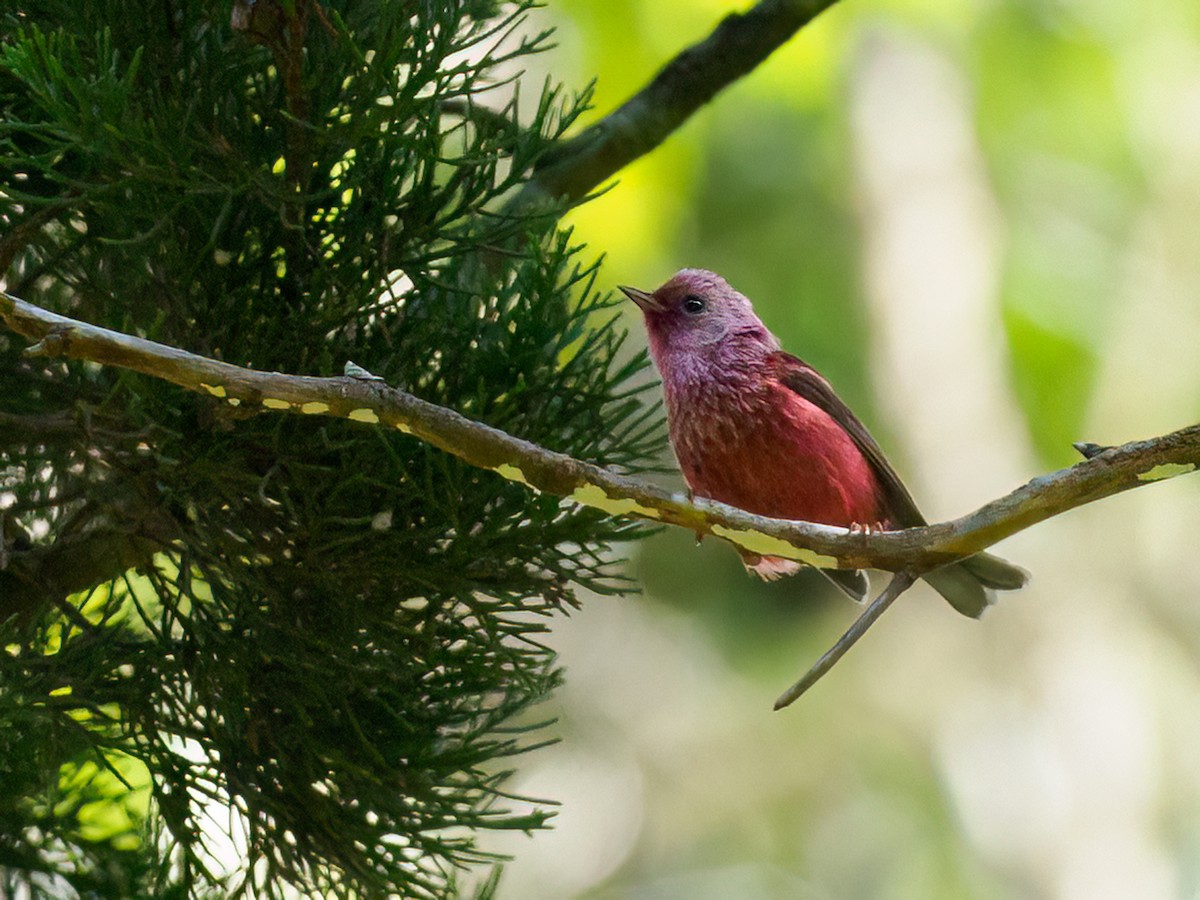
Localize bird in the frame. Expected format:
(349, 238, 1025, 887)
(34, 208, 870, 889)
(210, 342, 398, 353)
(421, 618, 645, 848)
(620, 268, 1027, 617)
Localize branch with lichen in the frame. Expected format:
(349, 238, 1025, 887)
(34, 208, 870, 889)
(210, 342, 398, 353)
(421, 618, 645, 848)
(5, 290, 1198, 581)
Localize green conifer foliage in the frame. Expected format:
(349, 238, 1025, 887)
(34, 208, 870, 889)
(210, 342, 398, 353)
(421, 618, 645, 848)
(0, 2, 661, 896)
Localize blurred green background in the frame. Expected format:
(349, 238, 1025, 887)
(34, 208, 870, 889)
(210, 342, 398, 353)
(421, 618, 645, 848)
(481, 0, 1200, 897)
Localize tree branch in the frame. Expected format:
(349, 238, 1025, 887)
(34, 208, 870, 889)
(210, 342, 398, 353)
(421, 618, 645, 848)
(5, 290, 1198, 582)
(0, 408, 153, 445)
(468, 0, 845, 279)
(0, 197, 77, 275)
(774, 571, 915, 709)
(522, 0, 845, 208)
(0, 479, 179, 627)
(1, 526, 165, 628)
(0, 409, 82, 438)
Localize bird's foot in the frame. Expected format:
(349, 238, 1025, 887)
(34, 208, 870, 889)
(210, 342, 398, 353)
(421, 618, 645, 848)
(849, 521, 887, 543)
(684, 487, 704, 544)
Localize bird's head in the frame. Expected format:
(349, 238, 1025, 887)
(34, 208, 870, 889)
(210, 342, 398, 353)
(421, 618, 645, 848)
(620, 269, 778, 363)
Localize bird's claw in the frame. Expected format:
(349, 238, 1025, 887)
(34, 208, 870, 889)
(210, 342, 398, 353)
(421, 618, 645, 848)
(849, 521, 886, 541)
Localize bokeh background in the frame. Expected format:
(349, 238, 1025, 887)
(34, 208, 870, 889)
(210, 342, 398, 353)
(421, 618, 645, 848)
(482, 0, 1200, 897)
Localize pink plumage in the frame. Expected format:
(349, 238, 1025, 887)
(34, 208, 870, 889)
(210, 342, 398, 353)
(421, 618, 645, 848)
(665, 351, 886, 528)
(622, 269, 1027, 616)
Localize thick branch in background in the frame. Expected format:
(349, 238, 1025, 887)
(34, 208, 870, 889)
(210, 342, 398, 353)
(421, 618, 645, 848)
(522, 0, 844, 208)
(5, 291, 1198, 582)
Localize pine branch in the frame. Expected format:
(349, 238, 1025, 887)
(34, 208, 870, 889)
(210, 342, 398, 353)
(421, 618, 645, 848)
(0, 409, 82, 438)
(0, 196, 76, 273)
(1, 526, 165, 626)
(0, 461, 179, 625)
(6, 290, 1198, 582)
(0, 408, 154, 444)
(520, 0, 845, 208)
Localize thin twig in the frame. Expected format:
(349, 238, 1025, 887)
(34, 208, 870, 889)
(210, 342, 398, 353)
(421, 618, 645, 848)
(773, 572, 915, 710)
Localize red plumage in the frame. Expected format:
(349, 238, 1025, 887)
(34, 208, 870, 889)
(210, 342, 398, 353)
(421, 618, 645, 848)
(622, 269, 1027, 616)
(666, 352, 886, 528)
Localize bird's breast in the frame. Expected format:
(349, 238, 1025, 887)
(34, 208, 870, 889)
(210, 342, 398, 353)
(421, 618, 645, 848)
(665, 377, 885, 527)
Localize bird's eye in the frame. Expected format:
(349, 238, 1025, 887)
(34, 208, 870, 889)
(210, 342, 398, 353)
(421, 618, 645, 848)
(682, 294, 706, 315)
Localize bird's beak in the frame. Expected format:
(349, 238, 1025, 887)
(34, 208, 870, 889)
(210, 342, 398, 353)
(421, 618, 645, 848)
(619, 285, 663, 313)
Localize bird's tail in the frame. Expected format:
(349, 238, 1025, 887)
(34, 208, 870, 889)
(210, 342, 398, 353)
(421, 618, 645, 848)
(820, 568, 870, 603)
(923, 551, 1030, 618)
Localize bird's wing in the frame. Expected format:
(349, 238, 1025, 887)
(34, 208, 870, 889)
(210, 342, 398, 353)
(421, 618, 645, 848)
(773, 352, 926, 527)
